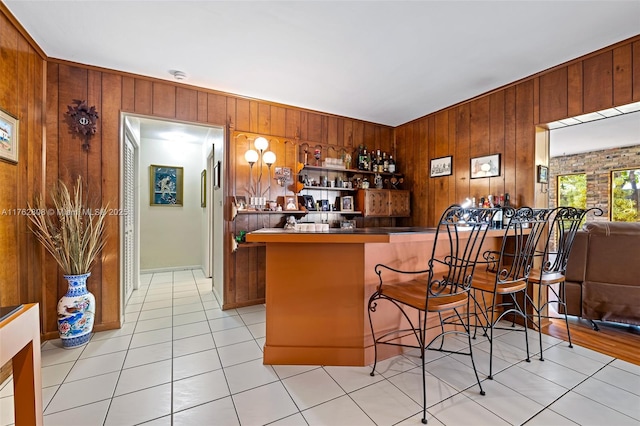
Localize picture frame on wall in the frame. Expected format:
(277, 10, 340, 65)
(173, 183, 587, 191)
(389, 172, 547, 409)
(470, 154, 501, 179)
(0, 108, 19, 164)
(200, 169, 207, 207)
(150, 164, 183, 206)
(430, 155, 452, 177)
(537, 165, 549, 184)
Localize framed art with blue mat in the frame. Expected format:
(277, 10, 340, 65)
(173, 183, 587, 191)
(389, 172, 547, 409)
(150, 164, 183, 206)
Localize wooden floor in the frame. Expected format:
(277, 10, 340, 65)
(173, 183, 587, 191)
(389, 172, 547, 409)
(542, 317, 640, 365)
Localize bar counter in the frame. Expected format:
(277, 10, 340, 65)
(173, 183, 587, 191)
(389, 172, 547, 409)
(246, 226, 506, 366)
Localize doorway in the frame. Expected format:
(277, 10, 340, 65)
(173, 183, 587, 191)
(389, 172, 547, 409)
(120, 114, 225, 321)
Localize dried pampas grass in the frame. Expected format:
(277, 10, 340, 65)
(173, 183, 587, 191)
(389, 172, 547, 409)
(28, 176, 108, 275)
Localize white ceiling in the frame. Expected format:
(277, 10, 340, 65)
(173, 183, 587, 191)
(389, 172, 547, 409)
(5, 1, 640, 127)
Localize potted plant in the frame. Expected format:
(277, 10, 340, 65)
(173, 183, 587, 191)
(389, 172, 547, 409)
(27, 176, 108, 348)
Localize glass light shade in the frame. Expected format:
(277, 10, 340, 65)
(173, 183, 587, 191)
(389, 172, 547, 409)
(254, 136, 269, 151)
(263, 151, 276, 165)
(244, 149, 259, 164)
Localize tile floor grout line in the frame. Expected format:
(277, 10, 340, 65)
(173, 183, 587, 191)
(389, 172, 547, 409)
(101, 271, 154, 425)
(5, 268, 639, 426)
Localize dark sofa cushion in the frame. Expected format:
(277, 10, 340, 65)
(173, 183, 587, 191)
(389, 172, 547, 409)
(581, 221, 640, 325)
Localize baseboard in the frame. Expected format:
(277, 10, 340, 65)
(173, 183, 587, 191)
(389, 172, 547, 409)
(140, 265, 204, 274)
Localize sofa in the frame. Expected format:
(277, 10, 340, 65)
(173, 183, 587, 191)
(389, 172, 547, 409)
(564, 221, 640, 327)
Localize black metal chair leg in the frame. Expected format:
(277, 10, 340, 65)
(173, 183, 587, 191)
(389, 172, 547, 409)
(522, 292, 530, 363)
(561, 282, 573, 348)
(421, 339, 427, 424)
(466, 308, 485, 396)
(538, 284, 544, 361)
(367, 296, 379, 377)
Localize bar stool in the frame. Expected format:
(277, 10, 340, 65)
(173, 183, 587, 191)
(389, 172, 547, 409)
(368, 205, 497, 424)
(470, 207, 552, 379)
(527, 206, 602, 360)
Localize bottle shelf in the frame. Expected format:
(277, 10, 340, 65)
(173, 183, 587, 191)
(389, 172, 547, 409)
(301, 165, 396, 177)
(237, 210, 306, 214)
(304, 210, 362, 215)
(301, 186, 356, 192)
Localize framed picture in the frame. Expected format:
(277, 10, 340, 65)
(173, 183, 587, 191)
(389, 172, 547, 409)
(537, 165, 549, 184)
(430, 155, 452, 177)
(200, 169, 207, 207)
(301, 194, 316, 211)
(319, 199, 330, 211)
(284, 196, 298, 211)
(150, 164, 183, 206)
(213, 160, 221, 189)
(235, 195, 247, 210)
(470, 154, 501, 179)
(340, 196, 354, 212)
(0, 108, 19, 163)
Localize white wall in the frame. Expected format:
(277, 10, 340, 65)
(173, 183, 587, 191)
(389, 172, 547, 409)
(140, 137, 205, 271)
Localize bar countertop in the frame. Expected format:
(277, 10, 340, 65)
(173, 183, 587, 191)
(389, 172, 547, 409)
(245, 227, 438, 244)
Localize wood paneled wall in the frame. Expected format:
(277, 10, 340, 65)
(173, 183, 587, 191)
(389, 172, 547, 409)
(2, 1, 639, 336)
(397, 35, 640, 227)
(0, 7, 46, 323)
(2, 0, 393, 333)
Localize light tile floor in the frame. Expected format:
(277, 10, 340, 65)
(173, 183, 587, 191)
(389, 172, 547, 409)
(1, 269, 639, 425)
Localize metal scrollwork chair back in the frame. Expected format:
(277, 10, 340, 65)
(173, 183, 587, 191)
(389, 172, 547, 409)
(367, 204, 497, 424)
(528, 206, 603, 360)
(469, 207, 553, 379)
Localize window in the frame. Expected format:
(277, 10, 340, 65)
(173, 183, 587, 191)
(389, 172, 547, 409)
(557, 174, 587, 209)
(611, 168, 640, 222)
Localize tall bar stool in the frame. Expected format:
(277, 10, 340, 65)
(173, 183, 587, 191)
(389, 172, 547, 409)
(527, 206, 602, 360)
(368, 205, 496, 424)
(470, 207, 553, 379)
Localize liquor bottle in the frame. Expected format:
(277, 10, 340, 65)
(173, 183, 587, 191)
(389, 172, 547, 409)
(502, 193, 511, 228)
(493, 196, 503, 229)
(374, 150, 381, 173)
(356, 145, 363, 170)
(383, 152, 389, 172)
(362, 148, 369, 171)
(358, 146, 366, 171)
(388, 155, 396, 173)
(371, 150, 379, 173)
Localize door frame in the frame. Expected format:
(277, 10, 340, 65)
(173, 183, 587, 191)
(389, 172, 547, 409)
(119, 113, 226, 316)
(120, 114, 141, 322)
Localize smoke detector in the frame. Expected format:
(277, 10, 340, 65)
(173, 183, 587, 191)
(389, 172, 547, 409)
(170, 70, 187, 81)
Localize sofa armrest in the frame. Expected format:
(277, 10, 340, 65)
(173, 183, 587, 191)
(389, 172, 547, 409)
(565, 231, 588, 283)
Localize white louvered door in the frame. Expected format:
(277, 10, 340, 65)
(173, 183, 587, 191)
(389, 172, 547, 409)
(123, 133, 135, 303)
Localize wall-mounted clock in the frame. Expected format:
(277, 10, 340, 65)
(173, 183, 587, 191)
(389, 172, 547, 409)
(66, 99, 99, 150)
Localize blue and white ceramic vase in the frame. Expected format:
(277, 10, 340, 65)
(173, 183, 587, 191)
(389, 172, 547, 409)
(57, 272, 95, 348)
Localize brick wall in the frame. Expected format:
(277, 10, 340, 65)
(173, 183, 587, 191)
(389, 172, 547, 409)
(549, 145, 640, 221)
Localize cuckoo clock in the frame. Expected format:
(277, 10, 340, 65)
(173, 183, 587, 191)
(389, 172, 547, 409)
(66, 99, 99, 151)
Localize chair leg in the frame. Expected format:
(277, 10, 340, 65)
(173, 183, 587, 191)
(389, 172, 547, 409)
(421, 329, 427, 424)
(521, 291, 530, 363)
(466, 307, 485, 396)
(488, 293, 496, 380)
(537, 283, 544, 361)
(367, 295, 379, 377)
(558, 281, 573, 348)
